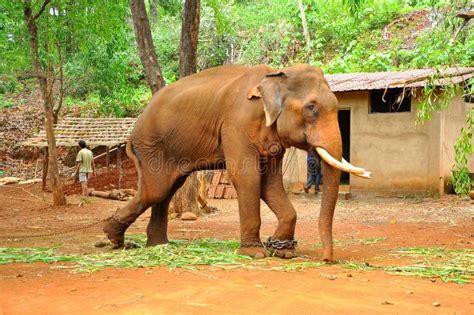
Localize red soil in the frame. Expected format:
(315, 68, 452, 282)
(63, 160, 138, 195)
(0, 185, 473, 314)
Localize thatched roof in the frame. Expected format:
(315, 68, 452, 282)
(326, 67, 474, 92)
(20, 117, 137, 147)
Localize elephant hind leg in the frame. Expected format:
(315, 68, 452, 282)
(146, 176, 186, 246)
(103, 194, 151, 247)
(103, 168, 180, 248)
(146, 201, 170, 246)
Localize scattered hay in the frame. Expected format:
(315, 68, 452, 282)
(1, 237, 472, 284)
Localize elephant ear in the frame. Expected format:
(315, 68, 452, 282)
(247, 71, 287, 127)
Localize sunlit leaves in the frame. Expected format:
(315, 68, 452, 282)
(452, 108, 474, 195)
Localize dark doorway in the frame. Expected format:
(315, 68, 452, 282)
(338, 110, 350, 184)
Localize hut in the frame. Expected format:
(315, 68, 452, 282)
(283, 67, 474, 196)
(20, 117, 137, 189)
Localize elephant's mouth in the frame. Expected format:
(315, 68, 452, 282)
(315, 147, 372, 179)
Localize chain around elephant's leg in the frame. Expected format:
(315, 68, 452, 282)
(263, 237, 298, 258)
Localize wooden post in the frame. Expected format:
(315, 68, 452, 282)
(42, 147, 49, 191)
(106, 146, 110, 172)
(117, 144, 123, 189)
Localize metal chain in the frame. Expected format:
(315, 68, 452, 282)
(263, 236, 298, 250)
(0, 216, 113, 239)
(240, 241, 264, 248)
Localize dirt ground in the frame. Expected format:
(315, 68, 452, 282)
(0, 183, 473, 314)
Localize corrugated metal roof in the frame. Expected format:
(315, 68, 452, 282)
(325, 67, 474, 92)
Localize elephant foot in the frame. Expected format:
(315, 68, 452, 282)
(239, 242, 268, 259)
(264, 237, 298, 259)
(272, 248, 297, 259)
(103, 215, 131, 248)
(146, 237, 169, 246)
(321, 248, 333, 262)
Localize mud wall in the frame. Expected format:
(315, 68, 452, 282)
(346, 91, 442, 195)
(439, 96, 472, 192)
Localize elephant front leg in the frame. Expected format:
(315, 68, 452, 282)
(233, 174, 268, 259)
(222, 128, 267, 259)
(261, 158, 298, 259)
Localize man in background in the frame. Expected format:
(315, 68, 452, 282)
(75, 140, 95, 196)
(304, 149, 322, 194)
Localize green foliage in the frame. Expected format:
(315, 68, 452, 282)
(157, 0, 182, 16)
(0, 0, 149, 117)
(153, 15, 181, 82)
(0, 1, 30, 74)
(0, 94, 13, 109)
(452, 108, 474, 195)
(415, 70, 458, 124)
(342, 0, 366, 17)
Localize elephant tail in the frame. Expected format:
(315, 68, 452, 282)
(125, 138, 145, 194)
(126, 138, 141, 167)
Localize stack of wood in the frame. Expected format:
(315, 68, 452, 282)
(207, 171, 237, 199)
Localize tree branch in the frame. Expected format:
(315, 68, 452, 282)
(33, 0, 51, 21)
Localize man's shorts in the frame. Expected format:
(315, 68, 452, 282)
(79, 172, 89, 183)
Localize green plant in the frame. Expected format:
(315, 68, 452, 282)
(415, 70, 458, 124)
(452, 108, 474, 195)
(0, 94, 13, 109)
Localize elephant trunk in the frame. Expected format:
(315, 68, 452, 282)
(318, 144, 342, 262)
(308, 111, 371, 261)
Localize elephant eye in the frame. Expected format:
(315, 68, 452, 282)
(305, 103, 317, 113)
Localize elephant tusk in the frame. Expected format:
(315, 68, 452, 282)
(315, 147, 372, 179)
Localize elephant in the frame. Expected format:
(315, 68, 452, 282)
(103, 64, 370, 261)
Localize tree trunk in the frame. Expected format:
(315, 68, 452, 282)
(179, 0, 200, 77)
(172, 0, 202, 216)
(297, 0, 311, 52)
(44, 105, 66, 205)
(130, 0, 165, 94)
(24, 0, 66, 206)
(42, 147, 48, 191)
(173, 173, 200, 216)
(149, 0, 158, 25)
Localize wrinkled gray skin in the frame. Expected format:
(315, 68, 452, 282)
(104, 64, 342, 260)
